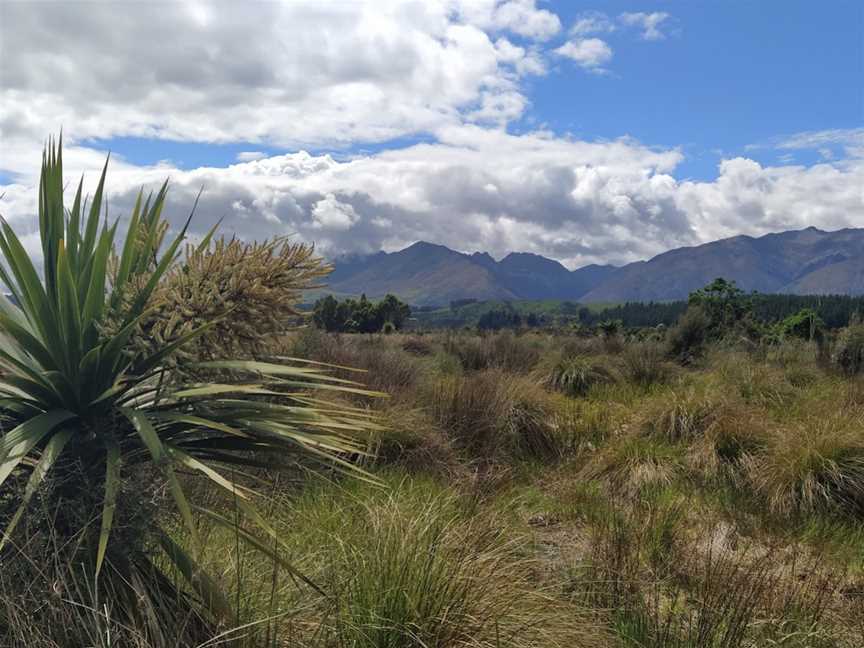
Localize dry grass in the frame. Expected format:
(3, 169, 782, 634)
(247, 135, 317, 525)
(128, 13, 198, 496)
(427, 369, 562, 461)
(744, 414, 864, 516)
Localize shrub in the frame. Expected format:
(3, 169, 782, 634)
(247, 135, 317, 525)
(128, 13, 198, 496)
(0, 140, 379, 641)
(834, 322, 864, 376)
(666, 305, 711, 362)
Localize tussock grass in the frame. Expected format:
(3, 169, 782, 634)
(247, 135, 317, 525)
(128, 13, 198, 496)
(540, 354, 617, 397)
(579, 436, 683, 497)
(640, 388, 727, 443)
(446, 330, 541, 373)
(317, 494, 599, 648)
(621, 340, 676, 388)
(427, 369, 562, 461)
(744, 414, 864, 516)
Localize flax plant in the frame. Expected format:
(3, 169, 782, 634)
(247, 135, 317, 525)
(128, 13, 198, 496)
(0, 138, 379, 638)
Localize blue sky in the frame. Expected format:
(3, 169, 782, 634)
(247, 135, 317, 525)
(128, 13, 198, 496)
(1, 1, 862, 267)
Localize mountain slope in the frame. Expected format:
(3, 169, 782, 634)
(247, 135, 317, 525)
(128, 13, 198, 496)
(581, 227, 864, 302)
(324, 227, 864, 306)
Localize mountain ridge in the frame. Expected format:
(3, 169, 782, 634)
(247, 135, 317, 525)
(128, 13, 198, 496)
(323, 227, 864, 306)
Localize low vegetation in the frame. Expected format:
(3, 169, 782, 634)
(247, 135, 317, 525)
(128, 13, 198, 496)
(3, 140, 864, 647)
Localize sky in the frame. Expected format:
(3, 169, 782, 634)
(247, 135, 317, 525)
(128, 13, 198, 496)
(0, 0, 862, 269)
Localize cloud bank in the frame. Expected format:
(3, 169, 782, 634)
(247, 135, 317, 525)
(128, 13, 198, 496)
(1, 2, 861, 271)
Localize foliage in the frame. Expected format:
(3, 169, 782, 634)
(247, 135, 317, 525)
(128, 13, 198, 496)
(0, 140, 379, 639)
(478, 307, 522, 330)
(108, 236, 330, 364)
(667, 305, 712, 361)
(833, 319, 864, 376)
(313, 293, 411, 333)
(778, 307, 825, 342)
(689, 277, 754, 333)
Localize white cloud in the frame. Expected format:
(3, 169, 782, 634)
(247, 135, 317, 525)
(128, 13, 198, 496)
(461, 0, 562, 41)
(311, 194, 361, 230)
(0, 1, 859, 275)
(554, 38, 613, 73)
(236, 151, 267, 162)
(571, 11, 616, 36)
(619, 12, 671, 41)
(0, 0, 553, 163)
(773, 128, 864, 159)
(4, 128, 861, 272)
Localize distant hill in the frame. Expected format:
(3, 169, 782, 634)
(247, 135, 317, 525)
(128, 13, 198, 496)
(581, 227, 864, 302)
(325, 242, 618, 306)
(322, 227, 864, 306)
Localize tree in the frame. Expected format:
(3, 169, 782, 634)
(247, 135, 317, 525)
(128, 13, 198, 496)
(779, 308, 825, 342)
(688, 278, 752, 332)
(313, 294, 341, 331)
(312, 293, 411, 333)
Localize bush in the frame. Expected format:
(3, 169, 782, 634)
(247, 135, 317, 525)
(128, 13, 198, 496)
(666, 305, 711, 362)
(834, 322, 864, 376)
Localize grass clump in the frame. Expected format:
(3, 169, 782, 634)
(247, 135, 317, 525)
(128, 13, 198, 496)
(621, 341, 675, 388)
(745, 415, 864, 516)
(641, 389, 726, 443)
(580, 436, 683, 497)
(318, 493, 595, 648)
(428, 370, 561, 462)
(542, 354, 617, 397)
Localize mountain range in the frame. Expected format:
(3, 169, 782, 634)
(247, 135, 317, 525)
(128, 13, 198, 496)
(323, 227, 864, 305)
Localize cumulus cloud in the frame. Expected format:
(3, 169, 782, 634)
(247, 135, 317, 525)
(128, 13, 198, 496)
(0, 0, 553, 163)
(1, 1, 859, 275)
(619, 12, 672, 41)
(554, 38, 613, 73)
(4, 128, 861, 272)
